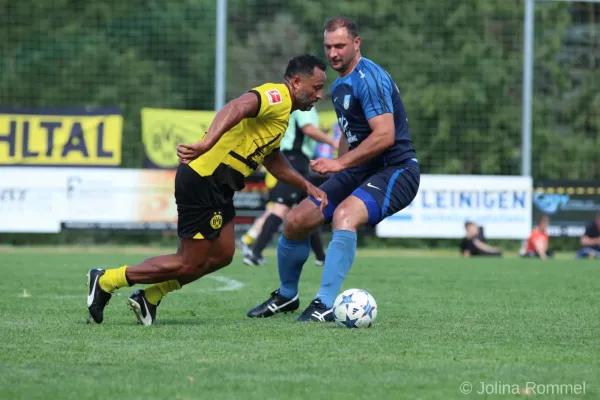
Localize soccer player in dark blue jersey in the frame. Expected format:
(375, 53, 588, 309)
(248, 17, 420, 321)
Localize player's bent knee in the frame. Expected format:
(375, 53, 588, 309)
(332, 201, 370, 231)
(282, 199, 325, 239)
(283, 208, 306, 234)
(203, 250, 234, 275)
(332, 206, 357, 231)
(283, 213, 315, 239)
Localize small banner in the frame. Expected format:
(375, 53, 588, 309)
(532, 180, 600, 237)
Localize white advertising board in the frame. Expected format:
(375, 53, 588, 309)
(0, 169, 66, 233)
(0, 167, 177, 232)
(63, 168, 177, 229)
(0, 168, 533, 239)
(376, 175, 532, 239)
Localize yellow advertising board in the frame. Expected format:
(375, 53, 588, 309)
(142, 107, 340, 169)
(141, 107, 214, 168)
(0, 107, 122, 166)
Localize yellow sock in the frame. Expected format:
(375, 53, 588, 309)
(98, 265, 130, 293)
(144, 280, 182, 305)
(242, 231, 256, 246)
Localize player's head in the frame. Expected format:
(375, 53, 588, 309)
(323, 16, 361, 74)
(284, 54, 326, 111)
(537, 215, 550, 231)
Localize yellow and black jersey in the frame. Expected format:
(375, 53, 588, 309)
(188, 83, 292, 190)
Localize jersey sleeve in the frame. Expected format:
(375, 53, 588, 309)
(357, 69, 394, 120)
(248, 84, 290, 121)
(294, 108, 319, 128)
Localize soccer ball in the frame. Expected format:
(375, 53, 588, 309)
(332, 288, 377, 328)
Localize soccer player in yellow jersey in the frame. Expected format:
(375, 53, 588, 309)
(87, 54, 328, 325)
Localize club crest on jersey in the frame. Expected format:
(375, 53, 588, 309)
(210, 212, 223, 230)
(266, 89, 282, 105)
(343, 95, 351, 110)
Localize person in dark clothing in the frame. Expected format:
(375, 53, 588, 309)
(460, 221, 502, 257)
(576, 212, 600, 259)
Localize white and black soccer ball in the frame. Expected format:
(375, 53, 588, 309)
(333, 288, 377, 328)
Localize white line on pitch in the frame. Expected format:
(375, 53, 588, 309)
(18, 275, 246, 299)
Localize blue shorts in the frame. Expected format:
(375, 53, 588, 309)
(309, 159, 420, 225)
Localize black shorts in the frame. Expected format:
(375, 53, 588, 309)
(174, 163, 236, 240)
(267, 151, 309, 207)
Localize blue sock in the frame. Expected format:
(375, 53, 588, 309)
(278, 235, 310, 299)
(316, 230, 357, 308)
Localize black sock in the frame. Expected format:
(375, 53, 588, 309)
(310, 229, 326, 261)
(251, 214, 283, 257)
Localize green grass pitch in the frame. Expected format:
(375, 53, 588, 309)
(0, 247, 598, 399)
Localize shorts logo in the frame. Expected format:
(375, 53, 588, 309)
(266, 89, 282, 105)
(366, 182, 381, 191)
(210, 213, 223, 230)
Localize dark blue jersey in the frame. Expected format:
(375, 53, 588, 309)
(331, 57, 416, 171)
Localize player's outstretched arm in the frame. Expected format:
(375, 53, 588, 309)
(177, 92, 259, 162)
(336, 113, 394, 169)
(262, 150, 328, 210)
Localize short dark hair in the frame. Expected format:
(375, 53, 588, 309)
(538, 214, 550, 224)
(324, 16, 359, 39)
(284, 54, 326, 79)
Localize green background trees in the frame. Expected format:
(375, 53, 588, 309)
(1, 0, 598, 179)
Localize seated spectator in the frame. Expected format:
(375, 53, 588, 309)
(576, 212, 600, 259)
(522, 215, 554, 259)
(460, 221, 502, 257)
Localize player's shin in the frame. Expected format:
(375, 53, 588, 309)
(141, 254, 228, 305)
(316, 230, 357, 308)
(277, 235, 310, 299)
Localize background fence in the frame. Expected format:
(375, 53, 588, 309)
(2, 0, 598, 177)
(0, 0, 599, 248)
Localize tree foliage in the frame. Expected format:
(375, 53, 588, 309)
(0, 0, 597, 178)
